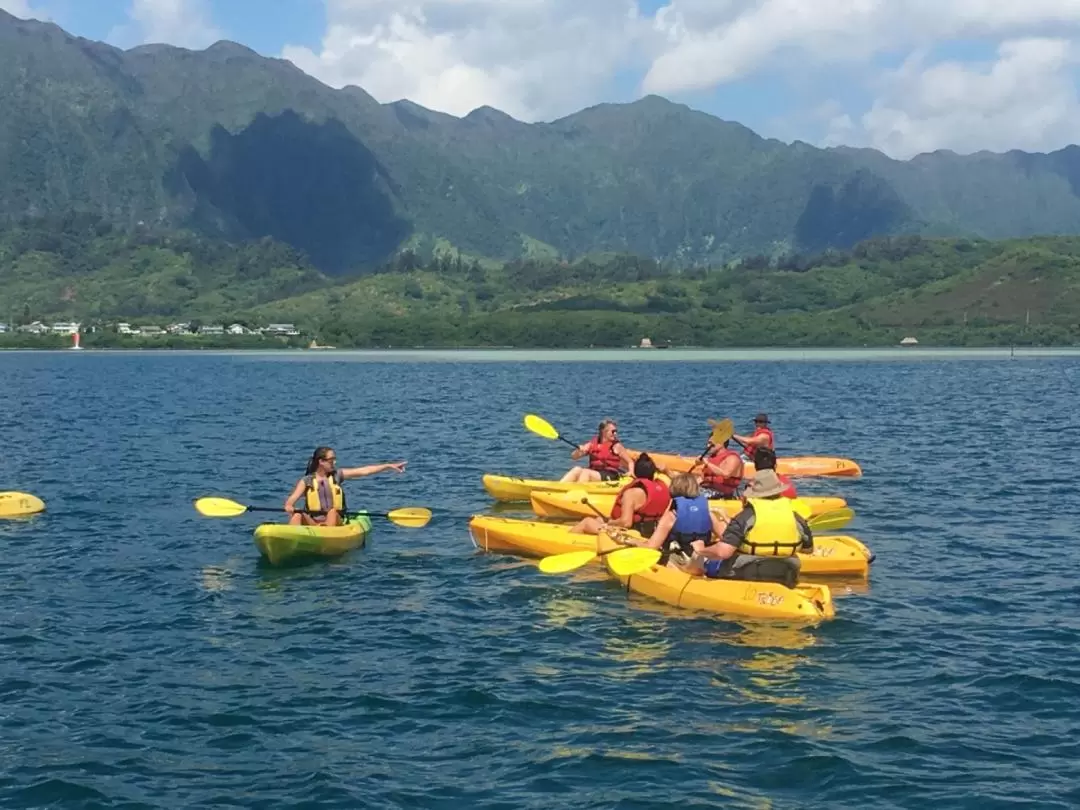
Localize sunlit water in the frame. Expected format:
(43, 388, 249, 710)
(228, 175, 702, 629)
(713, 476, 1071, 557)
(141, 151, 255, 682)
(1, 350, 1078, 809)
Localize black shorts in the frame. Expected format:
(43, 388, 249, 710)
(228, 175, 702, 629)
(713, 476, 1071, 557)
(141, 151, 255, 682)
(632, 519, 659, 538)
(597, 469, 621, 481)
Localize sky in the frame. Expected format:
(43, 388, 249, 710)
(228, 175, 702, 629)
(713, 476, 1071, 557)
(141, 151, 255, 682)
(4, 0, 1080, 159)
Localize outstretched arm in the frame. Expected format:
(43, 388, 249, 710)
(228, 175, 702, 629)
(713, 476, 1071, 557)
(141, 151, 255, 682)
(340, 461, 407, 480)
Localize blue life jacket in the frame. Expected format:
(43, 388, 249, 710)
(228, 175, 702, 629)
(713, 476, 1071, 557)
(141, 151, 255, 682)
(672, 495, 712, 537)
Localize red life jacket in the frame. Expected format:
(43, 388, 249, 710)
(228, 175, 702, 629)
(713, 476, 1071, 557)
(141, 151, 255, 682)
(751, 427, 775, 450)
(588, 438, 623, 472)
(779, 473, 797, 499)
(703, 448, 743, 497)
(610, 478, 670, 524)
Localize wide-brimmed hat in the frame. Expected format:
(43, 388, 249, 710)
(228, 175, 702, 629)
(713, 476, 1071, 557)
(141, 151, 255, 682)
(747, 469, 784, 498)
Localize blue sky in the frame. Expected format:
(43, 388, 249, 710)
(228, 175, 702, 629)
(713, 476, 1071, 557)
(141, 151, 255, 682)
(6, 0, 1080, 158)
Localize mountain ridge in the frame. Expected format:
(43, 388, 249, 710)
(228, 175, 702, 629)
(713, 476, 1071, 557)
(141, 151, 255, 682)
(4, 10, 1080, 273)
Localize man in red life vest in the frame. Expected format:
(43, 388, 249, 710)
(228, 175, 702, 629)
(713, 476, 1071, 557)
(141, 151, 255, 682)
(569, 453, 671, 539)
(734, 413, 774, 460)
(699, 438, 744, 499)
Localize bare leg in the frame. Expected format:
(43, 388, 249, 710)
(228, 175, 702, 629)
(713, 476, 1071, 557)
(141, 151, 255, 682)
(288, 511, 304, 526)
(569, 516, 606, 535)
(324, 508, 341, 527)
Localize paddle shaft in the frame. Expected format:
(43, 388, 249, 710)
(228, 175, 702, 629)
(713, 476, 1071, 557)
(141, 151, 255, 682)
(249, 505, 399, 519)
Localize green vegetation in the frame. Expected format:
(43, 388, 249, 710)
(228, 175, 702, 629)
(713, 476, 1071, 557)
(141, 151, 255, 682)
(6, 12, 1080, 273)
(3, 215, 1078, 348)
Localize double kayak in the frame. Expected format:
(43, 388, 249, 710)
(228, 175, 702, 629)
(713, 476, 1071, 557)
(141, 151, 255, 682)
(606, 556, 835, 620)
(0, 491, 45, 518)
(253, 515, 373, 565)
(629, 450, 862, 479)
(529, 490, 846, 521)
(468, 515, 873, 577)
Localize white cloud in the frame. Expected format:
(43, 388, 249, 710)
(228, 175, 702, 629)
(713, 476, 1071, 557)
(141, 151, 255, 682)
(283, 0, 1080, 155)
(109, 0, 222, 50)
(0, 0, 50, 20)
(281, 0, 651, 121)
(832, 39, 1080, 157)
(642, 0, 1080, 95)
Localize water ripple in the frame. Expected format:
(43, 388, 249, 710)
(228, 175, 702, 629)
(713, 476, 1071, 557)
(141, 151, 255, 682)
(1, 352, 1079, 808)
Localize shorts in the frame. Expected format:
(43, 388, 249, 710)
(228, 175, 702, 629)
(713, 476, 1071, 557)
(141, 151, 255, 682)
(632, 519, 659, 538)
(597, 469, 621, 481)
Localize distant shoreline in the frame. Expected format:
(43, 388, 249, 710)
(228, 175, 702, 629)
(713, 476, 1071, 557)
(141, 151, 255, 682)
(4, 345, 1080, 362)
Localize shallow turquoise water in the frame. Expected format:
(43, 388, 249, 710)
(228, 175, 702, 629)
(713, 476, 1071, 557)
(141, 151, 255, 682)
(1, 351, 1079, 809)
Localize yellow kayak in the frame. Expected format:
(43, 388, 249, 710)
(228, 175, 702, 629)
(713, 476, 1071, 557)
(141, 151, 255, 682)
(630, 450, 862, 479)
(253, 515, 372, 565)
(605, 556, 835, 620)
(529, 490, 847, 521)
(482, 473, 636, 502)
(0, 491, 46, 518)
(468, 515, 872, 577)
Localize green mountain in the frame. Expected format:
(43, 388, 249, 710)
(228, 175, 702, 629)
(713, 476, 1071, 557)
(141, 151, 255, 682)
(6, 10, 1080, 274)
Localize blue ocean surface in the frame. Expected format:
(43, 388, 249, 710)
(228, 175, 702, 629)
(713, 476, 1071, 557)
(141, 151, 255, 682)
(1, 350, 1079, 809)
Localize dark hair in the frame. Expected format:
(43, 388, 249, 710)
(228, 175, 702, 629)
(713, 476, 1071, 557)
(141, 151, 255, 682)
(633, 452, 657, 480)
(305, 446, 334, 475)
(753, 446, 777, 471)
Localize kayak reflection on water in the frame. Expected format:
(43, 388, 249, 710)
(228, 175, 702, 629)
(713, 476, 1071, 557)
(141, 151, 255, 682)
(283, 446, 407, 526)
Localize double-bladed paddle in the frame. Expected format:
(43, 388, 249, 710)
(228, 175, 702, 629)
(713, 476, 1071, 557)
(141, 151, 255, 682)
(193, 497, 432, 528)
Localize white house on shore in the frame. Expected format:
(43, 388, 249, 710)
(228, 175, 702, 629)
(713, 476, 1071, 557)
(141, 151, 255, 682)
(900, 336, 919, 346)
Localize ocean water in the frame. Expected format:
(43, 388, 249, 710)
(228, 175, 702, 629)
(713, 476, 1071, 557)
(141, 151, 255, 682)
(1, 349, 1078, 809)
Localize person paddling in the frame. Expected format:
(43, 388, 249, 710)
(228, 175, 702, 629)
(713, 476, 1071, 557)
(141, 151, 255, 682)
(560, 419, 634, 483)
(569, 453, 670, 538)
(284, 447, 407, 526)
(733, 413, 775, 460)
(699, 438, 744, 498)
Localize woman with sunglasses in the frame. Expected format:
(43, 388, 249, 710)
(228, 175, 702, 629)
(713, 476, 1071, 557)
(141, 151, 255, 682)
(559, 419, 634, 483)
(284, 446, 407, 526)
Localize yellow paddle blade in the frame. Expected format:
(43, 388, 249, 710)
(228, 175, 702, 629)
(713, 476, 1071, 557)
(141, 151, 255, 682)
(607, 547, 662, 576)
(538, 549, 598, 574)
(523, 413, 560, 441)
(707, 417, 734, 446)
(194, 497, 249, 518)
(0, 491, 46, 518)
(808, 508, 854, 531)
(386, 507, 433, 528)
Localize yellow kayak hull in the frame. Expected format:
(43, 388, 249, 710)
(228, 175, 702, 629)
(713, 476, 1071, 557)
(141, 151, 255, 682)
(468, 515, 871, 576)
(0, 491, 46, 518)
(482, 473, 635, 502)
(253, 515, 372, 566)
(607, 557, 835, 620)
(630, 450, 862, 479)
(529, 490, 847, 520)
